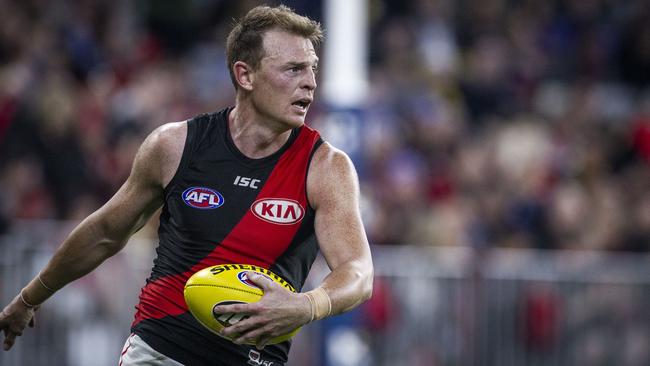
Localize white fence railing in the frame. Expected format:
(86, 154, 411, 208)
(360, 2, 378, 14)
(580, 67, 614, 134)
(352, 246, 650, 366)
(2, 225, 650, 366)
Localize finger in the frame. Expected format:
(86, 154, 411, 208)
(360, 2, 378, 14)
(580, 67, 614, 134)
(213, 302, 256, 315)
(246, 272, 275, 291)
(256, 338, 271, 350)
(221, 314, 267, 338)
(3, 332, 16, 351)
(233, 324, 273, 345)
(212, 305, 246, 315)
(0, 311, 7, 327)
(8, 327, 22, 337)
(213, 304, 244, 314)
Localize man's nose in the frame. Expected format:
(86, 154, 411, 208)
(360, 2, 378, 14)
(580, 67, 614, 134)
(302, 69, 317, 90)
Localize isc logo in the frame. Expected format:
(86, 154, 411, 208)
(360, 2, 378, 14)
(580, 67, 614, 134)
(182, 187, 224, 209)
(251, 199, 304, 225)
(234, 175, 261, 189)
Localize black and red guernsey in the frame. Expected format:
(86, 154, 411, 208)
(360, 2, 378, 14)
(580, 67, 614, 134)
(131, 107, 323, 365)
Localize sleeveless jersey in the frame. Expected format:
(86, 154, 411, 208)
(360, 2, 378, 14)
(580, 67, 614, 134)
(131, 108, 323, 365)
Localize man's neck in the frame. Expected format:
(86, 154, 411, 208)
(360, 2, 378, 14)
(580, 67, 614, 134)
(228, 105, 293, 159)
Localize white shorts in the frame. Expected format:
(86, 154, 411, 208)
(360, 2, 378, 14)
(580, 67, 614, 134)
(119, 333, 184, 366)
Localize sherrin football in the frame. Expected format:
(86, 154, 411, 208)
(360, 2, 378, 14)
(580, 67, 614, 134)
(184, 264, 301, 345)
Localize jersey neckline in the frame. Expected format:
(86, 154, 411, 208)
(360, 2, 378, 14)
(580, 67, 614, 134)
(221, 107, 301, 167)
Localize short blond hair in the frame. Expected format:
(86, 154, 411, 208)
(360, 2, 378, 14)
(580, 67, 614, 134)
(226, 5, 324, 88)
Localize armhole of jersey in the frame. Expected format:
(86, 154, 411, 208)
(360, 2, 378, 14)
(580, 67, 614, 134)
(163, 120, 196, 194)
(305, 138, 325, 211)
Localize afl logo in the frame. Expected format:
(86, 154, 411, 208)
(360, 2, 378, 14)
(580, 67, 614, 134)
(182, 187, 224, 209)
(251, 198, 304, 225)
(237, 271, 272, 289)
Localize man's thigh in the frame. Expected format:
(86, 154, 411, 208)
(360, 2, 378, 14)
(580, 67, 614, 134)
(119, 334, 184, 366)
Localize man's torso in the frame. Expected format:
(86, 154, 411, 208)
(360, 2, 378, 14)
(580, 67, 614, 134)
(131, 108, 323, 365)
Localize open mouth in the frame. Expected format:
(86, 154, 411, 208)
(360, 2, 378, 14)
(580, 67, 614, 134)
(292, 98, 312, 111)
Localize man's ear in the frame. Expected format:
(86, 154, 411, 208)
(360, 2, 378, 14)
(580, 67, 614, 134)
(233, 61, 254, 91)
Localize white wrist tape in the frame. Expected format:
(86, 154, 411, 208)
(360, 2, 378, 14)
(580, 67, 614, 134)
(20, 289, 36, 309)
(38, 273, 56, 293)
(305, 287, 331, 322)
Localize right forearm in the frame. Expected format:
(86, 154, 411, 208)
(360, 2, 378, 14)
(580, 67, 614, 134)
(19, 124, 169, 306)
(22, 215, 126, 306)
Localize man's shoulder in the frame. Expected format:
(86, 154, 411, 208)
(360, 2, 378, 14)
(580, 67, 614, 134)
(149, 108, 229, 162)
(147, 121, 188, 156)
(139, 121, 188, 187)
(307, 142, 358, 208)
(155, 121, 188, 143)
(310, 142, 353, 173)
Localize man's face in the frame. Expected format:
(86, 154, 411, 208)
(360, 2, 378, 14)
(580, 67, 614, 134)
(249, 29, 318, 129)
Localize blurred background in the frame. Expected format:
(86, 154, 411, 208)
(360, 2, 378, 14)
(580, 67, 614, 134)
(1, 0, 650, 365)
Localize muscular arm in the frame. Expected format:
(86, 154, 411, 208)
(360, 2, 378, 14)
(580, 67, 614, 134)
(218, 143, 373, 349)
(33, 136, 163, 296)
(1, 122, 186, 350)
(308, 143, 374, 314)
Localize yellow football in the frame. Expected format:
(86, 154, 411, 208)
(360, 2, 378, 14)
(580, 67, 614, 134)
(184, 263, 301, 345)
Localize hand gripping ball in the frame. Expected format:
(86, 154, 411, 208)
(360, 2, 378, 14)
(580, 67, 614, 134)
(184, 264, 301, 345)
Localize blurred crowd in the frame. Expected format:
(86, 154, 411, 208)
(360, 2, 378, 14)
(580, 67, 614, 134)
(359, 0, 650, 251)
(1, 0, 650, 252)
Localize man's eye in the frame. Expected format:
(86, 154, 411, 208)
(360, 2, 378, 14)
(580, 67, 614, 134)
(290, 67, 301, 73)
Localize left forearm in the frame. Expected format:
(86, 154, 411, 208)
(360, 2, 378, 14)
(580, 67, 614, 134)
(307, 144, 374, 319)
(316, 260, 373, 316)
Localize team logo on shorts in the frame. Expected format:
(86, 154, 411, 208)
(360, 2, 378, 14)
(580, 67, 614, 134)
(251, 198, 304, 225)
(248, 350, 275, 366)
(182, 187, 224, 209)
